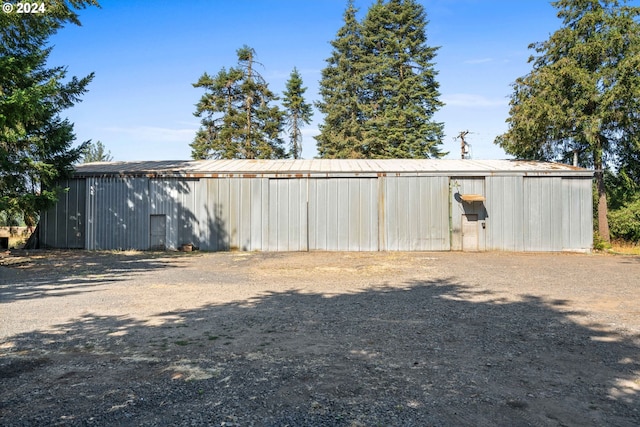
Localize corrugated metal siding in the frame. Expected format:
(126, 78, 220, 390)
(381, 176, 449, 251)
(562, 178, 593, 251)
(485, 176, 524, 251)
(86, 177, 149, 250)
(309, 178, 378, 251)
(40, 179, 86, 248)
(523, 177, 563, 251)
(268, 178, 308, 251)
(43, 165, 594, 252)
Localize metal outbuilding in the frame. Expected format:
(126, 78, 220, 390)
(40, 159, 594, 252)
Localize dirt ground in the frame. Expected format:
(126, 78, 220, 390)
(0, 250, 639, 426)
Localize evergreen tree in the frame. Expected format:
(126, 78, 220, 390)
(315, 0, 368, 158)
(360, 0, 445, 158)
(191, 46, 286, 160)
(495, 0, 640, 243)
(0, 0, 98, 223)
(316, 0, 445, 159)
(82, 140, 113, 163)
(282, 68, 313, 159)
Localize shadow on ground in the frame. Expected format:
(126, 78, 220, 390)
(0, 250, 183, 302)
(1, 276, 638, 426)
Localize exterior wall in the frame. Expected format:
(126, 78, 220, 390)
(450, 177, 487, 251)
(40, 179, 86, 249)
(485, 176, 524, 251)
(309, 178, 378, 251)
(41, 173, 593, 252)
(484, 175, 593, 252)
(380, 176, 450, 251)
(86, 177, 149, 250)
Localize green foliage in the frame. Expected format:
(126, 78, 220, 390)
(0, 0, 99, 221)
(497, 0, 640, 164)
(282, 68, 313, 159)
(608, 197, 640, 242)
(316, 0, 367, 158)
(81, 140, 113, 163)
(316, 0, 444, 159)
(593, 231, 612, 250)
(360, 0, 445, 158)
(0, 210, 21, 227)
(191, 46, 286, 160)
(495, 0, 640, 242)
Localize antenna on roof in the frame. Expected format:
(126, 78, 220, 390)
(456, 131, 472, 159)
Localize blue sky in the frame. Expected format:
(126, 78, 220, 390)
(44, 0, 632, 161)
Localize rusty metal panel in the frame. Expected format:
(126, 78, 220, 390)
(562, 178, 593, 251)
(74, 159, 595, 178)
(523, 177, 563, 251)
(381, 176, 449, 251)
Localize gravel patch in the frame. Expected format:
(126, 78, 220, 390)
(1, 250, 639, 426)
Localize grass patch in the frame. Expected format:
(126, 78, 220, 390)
(610, 240, 640, 255)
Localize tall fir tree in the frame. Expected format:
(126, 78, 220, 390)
(0, 0, 99, 224)
(360, 0, 445, 158)
(282, 68, 313, 159)
(316, 0, 445, 159)
(315, 0, 368, 158)
(81, 140, 113, 163)
(495, 0, 640, 242)
(191, 46, 286, 160)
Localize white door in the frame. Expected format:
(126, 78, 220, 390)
(462, 214, 479, 251)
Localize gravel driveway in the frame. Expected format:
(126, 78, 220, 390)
(1, 250, 639, 426)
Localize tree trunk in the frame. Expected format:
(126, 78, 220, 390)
(593, 147, 610, 242)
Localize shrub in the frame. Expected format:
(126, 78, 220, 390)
(608, 198, 640, 243)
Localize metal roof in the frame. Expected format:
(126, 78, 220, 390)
(73, 159, 594, 178)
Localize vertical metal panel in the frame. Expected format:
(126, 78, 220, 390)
(204, 178, 229, 251)
(308, 179, 327, 249)
(562, 178, 593, 251)
(149, 178, 188, 250)
(41, 179, 86, 248)
(249, 178, 268, 251)
(86, 177, 149, 250)
(237, 178, 252, 250)
(485, 176, 524, 251)
(229, 178, 240, 249)
(268, 178, 308, 251)
(380, 176, 449, 251)
(523, 177, 563, 251)
(308, 178, 378, 251)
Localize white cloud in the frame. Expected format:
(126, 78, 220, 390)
(441, 93, 508, 108)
